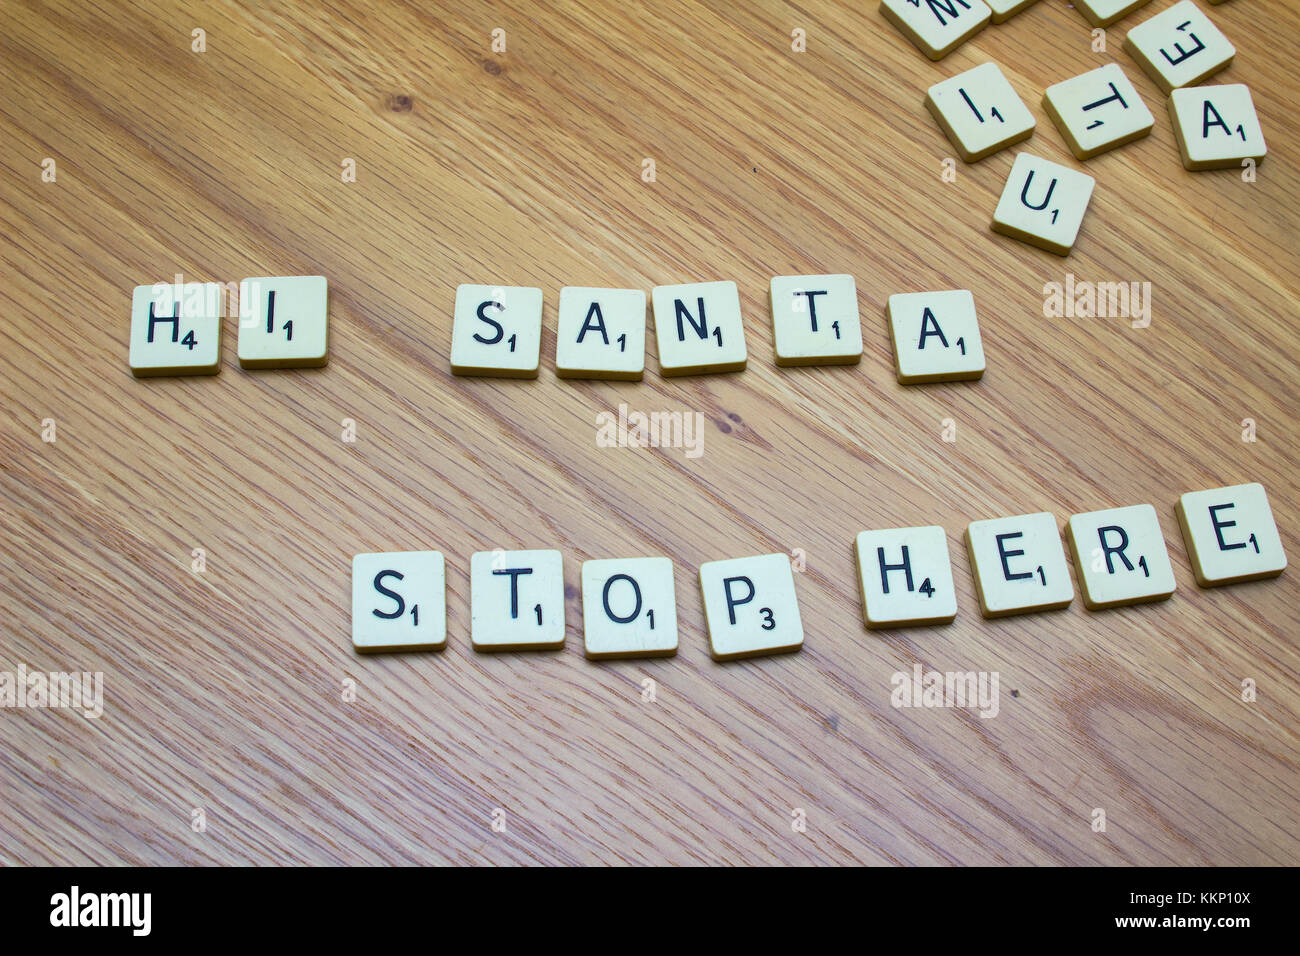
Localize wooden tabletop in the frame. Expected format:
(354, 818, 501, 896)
(2, 0, 1296, 865)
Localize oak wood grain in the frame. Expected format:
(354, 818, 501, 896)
(1, 0, 1296, 865)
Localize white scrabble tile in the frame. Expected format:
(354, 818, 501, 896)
(470, 549, 566, 650)
(887, 289, 985, 384)
(985, 0, 1039, 24)
(237, 276, 329, 369)
(880, 0, 992, 60)
(1176, 483, 1287, 587)
(966, 512, 1074, 617)
(581, 557, 678, 659)
(351, 551, 447, 653)
(991, 153, 1096, 256)
(1043, 64, 1154, 160)
(1169, 84, 1266, 170)
(855, 526, 958, 628)
(1123, 1, 1235, 95)
(652, 280, 747, 376)
(1066, 504, 1176, 610)
(555, 287, 646, 380)
(699, 553, 803, 661)
(128, 282, 223, 377)
(1074, 0, 1151, 28)
(450, 284, 543, 378)
(925, 62, 1036, 163)
(769, 274, 863, 367)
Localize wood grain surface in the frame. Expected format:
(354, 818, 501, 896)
(2, 0, 1297, 866)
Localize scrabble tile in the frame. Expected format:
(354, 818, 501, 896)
(351, 551, 447, 653)
(879, 0, 992, 60)
(925, 62, 1036, 163)
(128, 282, 223, 377)
(699, 553, 803, 661)
(652, 280, 747, 376)
(1176, 483, 1287, 587)
(966, 512, 1074, 617)
(581, 557, 678, 659)
(769, 274, 863, 367)
(555, 287, 646, 380)
(1169, 84, 1266, 170)
(1043, 64, 1154, 160)
(237, 276, 329, 369)
(1066, 504, 1176, 610)
(887, 289, 985, 384)
(855, 526, 958, 628)
(450, 284, 543, 378)
(1123, 1, 1234, 95)
(985, 0, 1039, 24)
(991, 153, 1096, 256)
(470, 549, 566, 650)
(1074, 0, 1151, 28)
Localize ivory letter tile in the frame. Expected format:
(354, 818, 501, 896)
(238, 275, 329, 368)
(556, 287, 646, 380)
(699, 553, 803, 660)
(925, 62, 1036, 163)
(581, 557, 678, 659)
(352, 551, 447, 652)
(1176, 483, 1286, 586)
(991, 153, 1096, 256)
(129, 282, 223, 377)
(1169, 84, 1265, 170)
(966, 512, 1074, 617)
(470, 549, 566, 650)
(769, 274, 863, 366)
(450, 284, 543, 378)
(856, 526, 958, 627)
(1123, 1, 1234, 94)
(1066, 504, 1176, 609)
(652, 280, 747, 376)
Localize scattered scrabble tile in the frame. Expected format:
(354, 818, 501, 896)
(581, 557, 678, 659)
(769, 274, 863, 367)
(555, 287, 646, 380)
(1074, 0, 1152, 28)
(1169, 84, 1266, 170)
(128, 282, 223, 377)
(699, 553, 803, 661)
(351, 551, 447, 652)
(652, 280, 747, 376)
(450, 284, 544, 378)
(879, 0, 992, 60)
(1176, 483, 1287, 587)
(887, 289, 985, 384)
(1123, 0, 1234, 95)
(966, 512, 1074, 617)
(985, 0, 1039, 24)
(925, 62, 1036, 163)
(991, 153, 1096, 256)
(855, 526, 958, 628)
(237, 275, 329, 369)
(470, 549, 566, 650)
(1066, 504, 1176, 610)
(1043, 63, 1154, 160)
